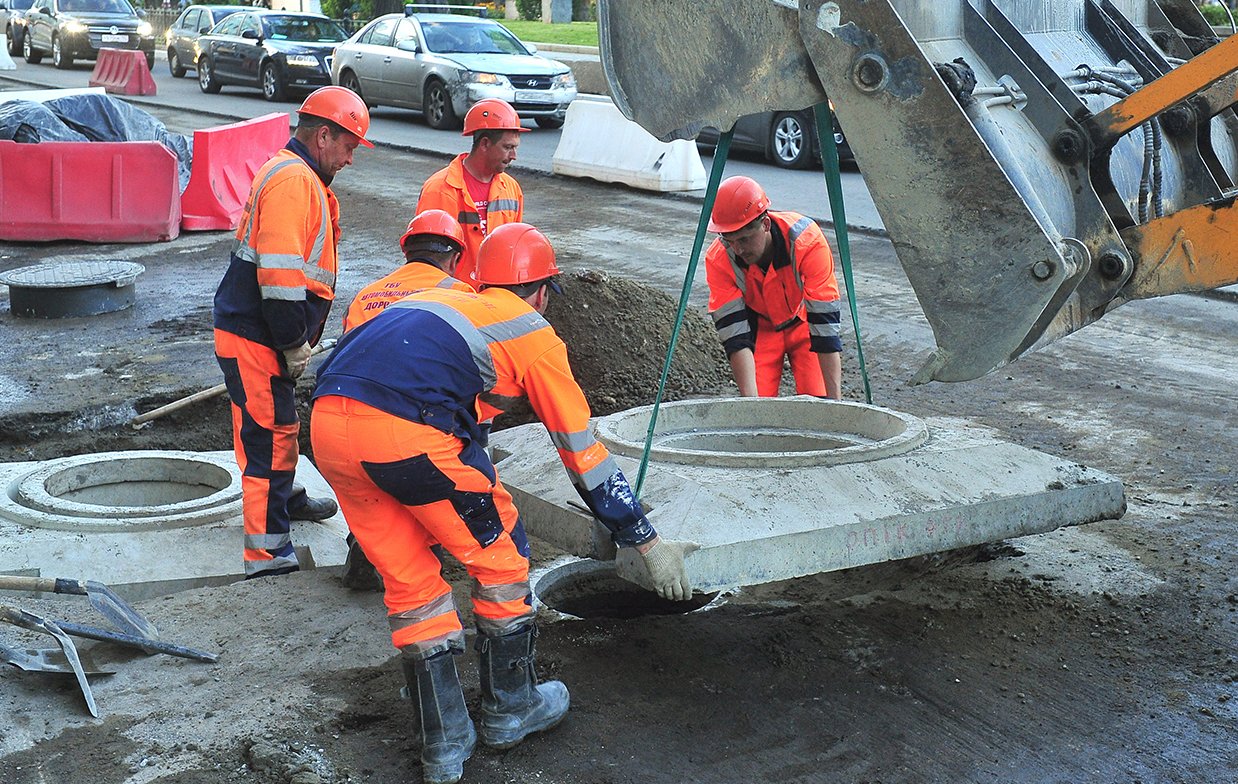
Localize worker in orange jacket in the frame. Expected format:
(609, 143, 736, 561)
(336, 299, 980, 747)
(310, 223, 692, 784)
(416, 99, 525, 289)
(213, 86, 372, 579)
(704, 176, 844, 398)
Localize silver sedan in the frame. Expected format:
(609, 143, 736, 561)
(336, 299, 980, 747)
(331, 12, 577, 130)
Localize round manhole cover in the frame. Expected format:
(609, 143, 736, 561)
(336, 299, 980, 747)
(0, 261, 145, 318)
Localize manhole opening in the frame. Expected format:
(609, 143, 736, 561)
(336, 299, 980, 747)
(536, 564, 718, 620)
(43, 459, 233, 508)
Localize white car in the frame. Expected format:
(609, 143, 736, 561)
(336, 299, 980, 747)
(331, 11, 577, 130)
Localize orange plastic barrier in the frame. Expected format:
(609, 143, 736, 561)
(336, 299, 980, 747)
(180, 112, 291, 232)
(0, 139, 181, 242)
(88, 49, 157, 97)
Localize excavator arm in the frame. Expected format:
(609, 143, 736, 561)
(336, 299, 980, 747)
(598, 0, 1238, 382)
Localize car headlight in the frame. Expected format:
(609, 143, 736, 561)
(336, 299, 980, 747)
(137, 21, 153, 36)
(285, 54, 320, 68)
(468, 72, 511, 87)
(552, 72, 575, 88)
(63, 20, 87, 33)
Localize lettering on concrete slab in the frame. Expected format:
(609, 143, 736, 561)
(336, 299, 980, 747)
(845, 515, 968, 554)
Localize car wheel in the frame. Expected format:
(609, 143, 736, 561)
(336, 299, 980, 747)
(423, 80, 459, 130)
(535, 116, 564, 129)
(340, 70, 370, 108)
(23, 30, 41, 64)
(6, 27, 20, 57)
(261, 61, 286, 102)
(769, 111, 813, 170)
(168, 47, 185, 77)
(51, 34, 72, 69)
(198, 55, 221, 93)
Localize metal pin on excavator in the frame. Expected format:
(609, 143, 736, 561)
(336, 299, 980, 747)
(597, 0, 1238, 382)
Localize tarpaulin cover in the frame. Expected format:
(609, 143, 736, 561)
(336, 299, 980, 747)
(0, 94, 193, 190)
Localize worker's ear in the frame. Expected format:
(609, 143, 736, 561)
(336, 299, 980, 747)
(446, 251, 462, 276)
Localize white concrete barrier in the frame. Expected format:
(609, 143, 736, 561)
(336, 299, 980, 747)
(0, 43, 14, 71)
(552, 95, 706, 192)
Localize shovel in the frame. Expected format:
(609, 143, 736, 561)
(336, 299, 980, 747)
(0, 605, 98, 717)
(0, 574, 159, 641)
(0, 642, 115, 676)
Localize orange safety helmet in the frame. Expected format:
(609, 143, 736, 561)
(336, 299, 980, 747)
(708, 176, 770, 233)
(462, 98, 528, 136)
(399, 209, 466, 252)
(298, 86, 374, 147)
(474, 223, 561, 290)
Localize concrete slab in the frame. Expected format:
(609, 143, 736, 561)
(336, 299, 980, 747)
(0, 450, 348, 601)
(489, 398, 1127, 594)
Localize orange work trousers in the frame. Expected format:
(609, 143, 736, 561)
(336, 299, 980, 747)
(754, 317, 826, 397)
(310, 395, 533, 654)
(214, 330, 302, 577)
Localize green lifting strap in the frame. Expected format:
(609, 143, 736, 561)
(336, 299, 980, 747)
(634, 129, 733, 498)
(813, 102, 872, 404)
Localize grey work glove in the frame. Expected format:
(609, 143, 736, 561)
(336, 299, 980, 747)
(282, 342, 312, 380)
(637, 537, 697, 601)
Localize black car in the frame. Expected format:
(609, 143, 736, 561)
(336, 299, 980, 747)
(164, 3, 241, 78)
(0, 0, 35, 56)
(196, 10, 347, 102)
(21, 0, 155, 70)
(696, 108, 853, 170)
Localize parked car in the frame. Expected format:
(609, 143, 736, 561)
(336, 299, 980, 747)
(164, 3, 241, 78)
(331, 12, 577, 130)
(21, 0, 155, 70)
(0, 0, 35, 57)
(696, 108, 854, 170)
(196, 9, 347, 101)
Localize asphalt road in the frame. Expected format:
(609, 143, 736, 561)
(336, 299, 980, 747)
(0, 48, 888, 231)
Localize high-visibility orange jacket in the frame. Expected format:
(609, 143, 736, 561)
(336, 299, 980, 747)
(705, 210, 842, 357)
(415, 153, 523, 289)
(314, 286, 655, 547)
(341, 261, 472, 333)
(214, 141, 340, 350)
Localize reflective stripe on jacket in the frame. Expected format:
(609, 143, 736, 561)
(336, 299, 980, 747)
(705, 210, 842, 356)
(313, 286, 655, 547)
(342, 262, 472, 333)
(213, 145, 341, 349)
(415, 153, 523, 289)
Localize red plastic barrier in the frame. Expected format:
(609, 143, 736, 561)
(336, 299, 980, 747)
(88, 48, 156, 96)
(0, 139, 181, 242)
(180, 112, 291, 232)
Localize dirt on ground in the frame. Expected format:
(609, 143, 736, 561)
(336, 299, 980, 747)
(0, 109, 1235, 784)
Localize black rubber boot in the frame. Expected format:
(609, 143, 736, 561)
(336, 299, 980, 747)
(288, 491, 338, 521)
(476, 622, 570, 750)
(340, 533, 383, 592)
(401, 650, 476, 784)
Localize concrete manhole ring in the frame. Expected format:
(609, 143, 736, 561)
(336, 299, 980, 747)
(594, 397, 929, 468)
(534, 559, 720, 620)
(3, 450, 242, 532)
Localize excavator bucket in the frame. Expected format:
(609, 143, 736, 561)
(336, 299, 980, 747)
(599, 0, 1238, 382)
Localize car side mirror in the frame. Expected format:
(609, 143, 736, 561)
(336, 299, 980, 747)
(241, 28, 259, 40)
(41, 6, 52, 14)
(0, 3, 9, 13)
(136, 7, 145, 17)
(395, 39, 418, 53)
(199, 24, 210, 33)
(525, 43, 537, 54)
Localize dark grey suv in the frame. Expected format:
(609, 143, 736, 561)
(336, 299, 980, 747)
(21, 0, 155, 69)
(164, 3, 241, 77)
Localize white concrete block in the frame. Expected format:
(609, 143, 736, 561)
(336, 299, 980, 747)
(552, 95, 706, 191)
(0, 87, 106, 104)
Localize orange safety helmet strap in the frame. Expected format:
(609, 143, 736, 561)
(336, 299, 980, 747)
(400, 209, 466, 251)
(462, 98, 528, 135)
(474, 223, 560, 287)
(299, 86, 374, 147)
(708, 176, 770, 233)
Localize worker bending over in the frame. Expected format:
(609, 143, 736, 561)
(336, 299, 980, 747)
(705, 176, 844, 398)
(310, 223, 692, 784)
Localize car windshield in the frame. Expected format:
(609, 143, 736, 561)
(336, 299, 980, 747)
(422, 20, 528, 55)
(8, 0, 35, 10)
(263, 15, 347, 42)
(59, 0, 133, 12)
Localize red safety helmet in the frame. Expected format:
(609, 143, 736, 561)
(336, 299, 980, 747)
(298, 86, 374, 147)
(399, 209, 466, 252)
(462, 98, 528, 136)
(474, 223, 561, 289)
(708, 176, 770, 233)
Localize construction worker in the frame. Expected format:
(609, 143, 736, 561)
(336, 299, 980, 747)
(415, 98, 525, 290)
(309, 223, 693, 784)
(212, 85, 372, 579)
(704, 175, 844, 399)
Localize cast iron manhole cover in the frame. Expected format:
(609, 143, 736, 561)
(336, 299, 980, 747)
(0, 261, 145, 318)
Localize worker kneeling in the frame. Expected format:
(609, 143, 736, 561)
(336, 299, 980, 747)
(310, 223, 692, 784)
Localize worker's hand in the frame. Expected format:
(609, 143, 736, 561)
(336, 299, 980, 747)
(636, 537, 698, 601)
(282, 342, 312, 380)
